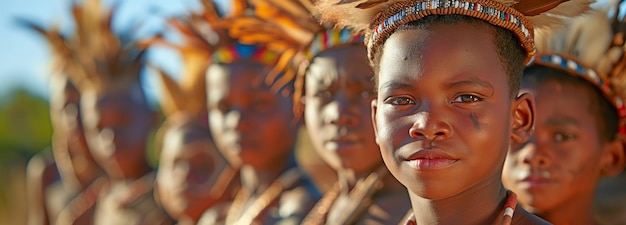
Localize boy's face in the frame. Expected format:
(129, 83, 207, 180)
(503, 80, 607, 211)
(372, 23, 518, 200)
(157, 122, 223, 221)
(304, 45, 381, 174)
(81, 88, 154, 176)
(207, 61, 298, 169)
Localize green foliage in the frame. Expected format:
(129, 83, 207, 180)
(0, 88, 52, 160)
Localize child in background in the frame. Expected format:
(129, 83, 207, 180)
(25, 73, 103, 225)
(311, 0, 591, 224)
(226, 1, 411, 223)
(502, 3, 626, 224)
(32, 1, 173, 224)
(156, 1, 321, 224)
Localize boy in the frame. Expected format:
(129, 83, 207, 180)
(34, 1, 173, 224)
(225, 1, 411, 223)
(502, 6, 626, 225)
(311, 0, 591, 224)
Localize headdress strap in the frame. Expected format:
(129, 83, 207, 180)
(532, 53, 626, 137)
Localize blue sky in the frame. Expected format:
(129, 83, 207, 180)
(0, 0, 231, 104)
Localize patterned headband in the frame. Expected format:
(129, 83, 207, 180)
(306, 28, 365, 60)
(532, 53, 626, 136)
(367, 0, 535, 64)
(212, 42, 280, 65)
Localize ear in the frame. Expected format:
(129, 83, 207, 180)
(511, 92, 535, 144)
(600, 139, 626, 177)
(371, 98, 380, 145)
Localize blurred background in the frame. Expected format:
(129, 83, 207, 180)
(0, 0, 232, 223)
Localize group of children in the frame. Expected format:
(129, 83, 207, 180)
(24, 0, 626, 224)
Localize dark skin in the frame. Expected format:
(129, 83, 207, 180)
(81, 85, 155, 182)
(207, 61, 314, 224)
(304, 45, 410, 224)
(371, 23, 543, 224)
(503, 79, 625, 225)
(156, 113, 235, 224)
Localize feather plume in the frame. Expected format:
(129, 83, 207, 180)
(140, 0, 233, 116)
(20, 0, 145, 94)
(534, 0, 626, 129)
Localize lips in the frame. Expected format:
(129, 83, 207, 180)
(405, 149, 458, 170)
(518, 171, 553, 189)
(326, 134, 361, 152)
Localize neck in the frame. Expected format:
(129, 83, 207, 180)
(410, 177, 507, 225)
(240, 157, 295, 193)
(337, 165, 389, 194)
(533, 192, 596, 225)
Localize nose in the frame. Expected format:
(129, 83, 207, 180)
(408, 112, 452, 141)
(327, 95, 359, 126)
(225, 108, 251, 131)
(519, 136, 551, 168)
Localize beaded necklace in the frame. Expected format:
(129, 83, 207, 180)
(403, 190, 518, 225)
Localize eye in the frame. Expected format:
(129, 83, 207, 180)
(553, 132, 576, 142)
(384, 97, 415, 105)
(452, 94, 482, 103)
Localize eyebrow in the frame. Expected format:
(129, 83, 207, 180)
(379, 81, 414, 92)
(447, 77, 494, 90)
(545, 117, 580, 127)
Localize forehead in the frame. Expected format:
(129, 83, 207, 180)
(307, 46, 372, 85)
(378, 23, 503, 86)
(528, 80, 595, 117)
(206, 62, 273, 94)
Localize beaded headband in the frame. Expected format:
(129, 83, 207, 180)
(531, 53, 626, 136)
(368, 0, 535, 64)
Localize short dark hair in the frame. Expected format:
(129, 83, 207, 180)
(523, 65, 619, 141)
(371, 14, 525, 97)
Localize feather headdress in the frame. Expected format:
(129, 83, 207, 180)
(139, 0, 244, 117)
(531, 0, 626, 137)
(224, 0, 365, 112)
(311, 0, 594, 64)
(21, 0, 146, 95)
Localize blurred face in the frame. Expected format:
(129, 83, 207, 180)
(157, 120, 227, 221)
(503, 80, 606, 212)
(49, 75, 98, 184)
(304, 45, 381, 174)
(207, 61, 298, 169)
(372, 24, 513, 200)
(81, 87, 154, 176)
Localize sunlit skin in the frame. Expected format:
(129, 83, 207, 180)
(304, 45, 380, 176)
(304, 45, 410, 223)
(503, 77, 625, 225)
(81, 85, 155, 181)
(207, 60, 315, 224)
(371, 23, 541, 224)
(157, 114, 233, 225)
